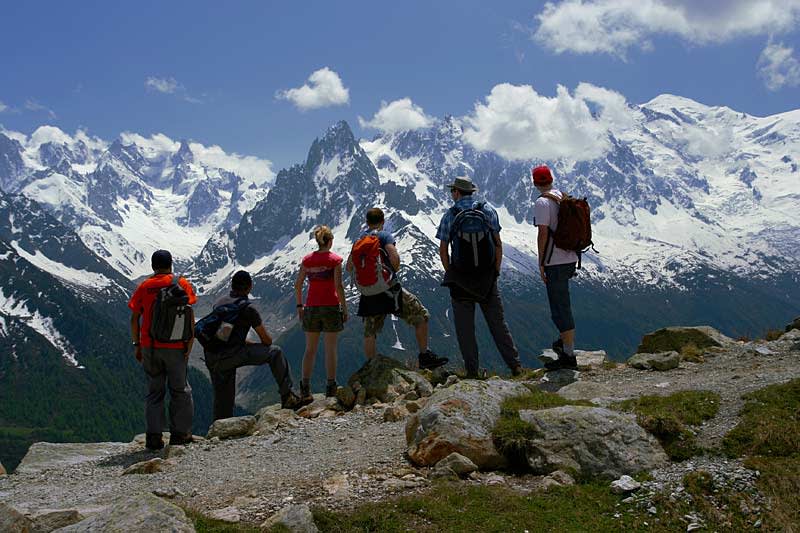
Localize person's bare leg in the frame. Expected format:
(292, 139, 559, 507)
(324, 332, 338, 381)
(560, 329, 575, 355)
(414, 320, 429, 353)
(364, 336, 377, 359)
(302, 331, 321, 380)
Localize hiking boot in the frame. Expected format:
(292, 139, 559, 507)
(300, 381, 314, 404)
(511, 364, 524, 377)
(168, 432, 193, 446)
(281, 391, 303, 410)
(418, 349, 448, 370)
(465, 368, 489, 380)
(547, 339, 577, 371)
(145, 433, 164, 451)
(325, 381, 338, 398)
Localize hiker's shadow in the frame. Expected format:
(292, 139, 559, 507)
(96, 449, 162, 469)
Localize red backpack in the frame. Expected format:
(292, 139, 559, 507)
(540, 192, 596, 268)
(351, 231, 394, 296)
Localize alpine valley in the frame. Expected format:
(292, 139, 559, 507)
(1, 94, 799, 470)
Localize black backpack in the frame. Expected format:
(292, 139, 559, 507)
(149, 275, 194, 344)
(194, 298, 250, 349)
(448, 203, 496, 273)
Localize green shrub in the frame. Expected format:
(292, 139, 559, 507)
(615, 391, 720, 461)
(723, 379, 800, 458)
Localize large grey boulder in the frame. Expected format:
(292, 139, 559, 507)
(206, 416, 256, 439)
(261, 503, 318, 533)
(348, 355, 433, 403)
(556, 381, 620, 404)
(0, 503, 36, 533)
(636, 326, 730, 354)
(16, 442, 134, 475)
(627, 351, 680, 371)
(405, 378, 530, 468)
(519, 406, 668, 479)
(55, 494, 195, 532)
(253, 408, 299, 434)
(30, 509, 85, 531)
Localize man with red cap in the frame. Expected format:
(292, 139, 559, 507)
(532, 165, 579, 370)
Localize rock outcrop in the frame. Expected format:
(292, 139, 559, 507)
(56, 494, 195, 532)
(0, 502, 36, 533)
(15, 442, 135, 475)
(348, 355, 433, 404)
(261, 503, 318, 532)
(636, 326, 730, 355)
(405, 378, 530, 468)
(518, 406, 668, 479)
(786, 316, 800, 332)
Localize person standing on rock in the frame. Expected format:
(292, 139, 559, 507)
(533, 165, 579, 370)
(437, 177, 523, 379)
(203, 270, 304, 420)
(128, 250, 196, 451)
(347, 207, 448, 370)
(294, 225, 348, 401)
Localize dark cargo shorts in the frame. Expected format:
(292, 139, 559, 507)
(363, 289, 429, 338)
(302, 305, 344, 333)
(544, 262, 577, 333)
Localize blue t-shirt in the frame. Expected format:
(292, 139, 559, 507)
(360, 229, 396, 251)
(436, 197, 501, 242)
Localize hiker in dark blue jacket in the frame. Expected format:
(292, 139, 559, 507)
(203, 271, 303, 419)
(436, 176, 523, 379)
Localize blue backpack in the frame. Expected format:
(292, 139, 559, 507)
(194, 298, 250, 348)
(448, 202, 496, 274)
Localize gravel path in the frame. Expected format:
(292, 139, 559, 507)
(1, 329, 798, 525)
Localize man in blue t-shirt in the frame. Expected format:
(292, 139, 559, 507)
(436, 177, 522, 379)
(347, 208, 448, 370)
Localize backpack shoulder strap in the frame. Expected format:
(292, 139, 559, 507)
(539, 192, 562, 204)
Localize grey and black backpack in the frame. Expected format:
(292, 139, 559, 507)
(149, 275, 194, 344)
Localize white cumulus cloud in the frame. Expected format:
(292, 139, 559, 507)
(758, 41, 800, 90)
(276, 67, 350, 111)
(462, 82, 638, 162)
(189, 143, 274, 185)
(0, 101, 8, 113)
(534, 0, 800, 57)
(145, 76, 180, 94)
(24, 99, 57, 119)
(358, 98, 434, 133)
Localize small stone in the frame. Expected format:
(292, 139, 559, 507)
(404, 390, 419, 401)
(383, 405, 408, 422)
(430, 465, 459, 480)
(30, 509, 85, 531)
(323, 473, 350, 498)
(647, 506, 657, 515)
(545, 470, 575, 486)
(621, 497, 635, 504)
(687, 523, 703, 532)
(405, 400, 421, 413)
(754, 519, 762, 528)
(208, 506, 241, 523)
(485, 473, 505, 485)
(444, 375, 460, 387)
(335, 385, 357, 409)
(610, 475, 642, 495)
(153, 487, 184, 499)
(262, 503, 318, 532)
(122, 457, 166, 475)
(435, 452, 479, 477)
(627, 351, 680, 371)
(207, 415, 257, 439)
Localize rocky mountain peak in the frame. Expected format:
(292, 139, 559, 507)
(172, 139, 194, 166)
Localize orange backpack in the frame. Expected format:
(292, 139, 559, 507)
(351, 231, 394, 296)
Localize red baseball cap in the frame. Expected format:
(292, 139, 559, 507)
(531, 165, 553, 186)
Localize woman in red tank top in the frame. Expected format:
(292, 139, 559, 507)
(293, 225, 347, 401)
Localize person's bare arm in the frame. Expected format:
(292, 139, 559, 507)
(537, 225, 549, 283)
(494, 231, 503, 274)
(334, 264, 348, 321)
(385, 243, 401, 271)
(254, 324, 273, 346)
(439, 240, 450, 271)
(130, 311, 142, 362)
(294, 266, 306, 321)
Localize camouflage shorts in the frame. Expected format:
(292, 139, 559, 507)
(363, 289, 430, 338)
(302, 306, 344, 333)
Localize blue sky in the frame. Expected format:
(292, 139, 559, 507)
(1, 0, 799, 170)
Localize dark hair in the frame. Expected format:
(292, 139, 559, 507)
(231, 270, 252, 292)
(151, 249, 172, 270)
(366, 207, 384, 226)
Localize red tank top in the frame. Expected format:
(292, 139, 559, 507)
(302, 251, 343, 307)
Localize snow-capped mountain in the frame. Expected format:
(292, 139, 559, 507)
(0, 127, 273, 278)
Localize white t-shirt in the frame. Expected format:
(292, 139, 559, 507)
(534, 189, 579, 267)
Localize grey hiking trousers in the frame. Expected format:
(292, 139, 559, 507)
(142, 347, 194, 435)
(451, 281, 521, 375)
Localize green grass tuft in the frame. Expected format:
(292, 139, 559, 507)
(185, 508, 261, 533)
(614, 391, 720, 461)
(636, 328, 720, 354)
(683, 470, 715, 496)
(763, 329, 784, 341)
(723, 378, 800, 458)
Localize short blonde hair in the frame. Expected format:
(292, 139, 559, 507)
(314, 225, 334, 248)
